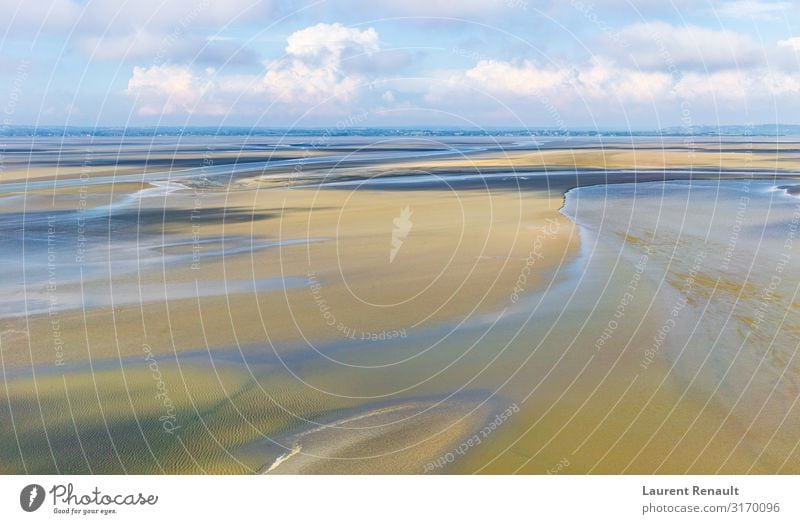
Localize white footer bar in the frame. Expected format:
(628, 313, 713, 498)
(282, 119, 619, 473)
(1, 475, 797, 523)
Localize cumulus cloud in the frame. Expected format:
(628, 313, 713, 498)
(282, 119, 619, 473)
(463, 60, 571, 96)
(126, 23, 381, 116)
(285, 23, 379, 61)
(574, 59, 673, 102)
(428, 58, 671, 106)
(121, 16, 800, 122)
(125, 64, 224, 116)
(259, 23, 379, 103)
(427, 52, 800, 117)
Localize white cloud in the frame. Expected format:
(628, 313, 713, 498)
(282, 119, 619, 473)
(463, 60, 571, 96)
(126, 23, 382, 115)
(427, 52, 800, 117)
(259, 23, 379, 104)
(613, 22, 761, 70)
(673, 71, 752, 100)
(284, 22, 379, 62)
(777, 36, 800, 51)
(126, 64, 224, 116)
(122, 18, 800, 122)
(574, 59, 673, 102)
(761, 71, 800, 95)
(429, 58, 671, 105)
(669, 68, 800, 103)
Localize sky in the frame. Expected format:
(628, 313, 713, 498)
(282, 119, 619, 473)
(2, 0, 800, 129)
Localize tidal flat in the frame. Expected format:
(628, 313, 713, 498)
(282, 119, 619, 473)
(1, 135, 799, 473)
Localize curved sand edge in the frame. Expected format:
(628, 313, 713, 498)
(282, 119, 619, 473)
(238, 395, 497, 474)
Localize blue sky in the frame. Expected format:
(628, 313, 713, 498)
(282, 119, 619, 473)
(2, 0, 800, 129)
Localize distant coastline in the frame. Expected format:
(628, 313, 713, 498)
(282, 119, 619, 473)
(2, 124, 800, 138)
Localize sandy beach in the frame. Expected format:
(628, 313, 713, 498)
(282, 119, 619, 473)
(2, 136, 800, 474)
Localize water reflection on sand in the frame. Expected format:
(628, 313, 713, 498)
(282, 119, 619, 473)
(4, 136, 800, 474)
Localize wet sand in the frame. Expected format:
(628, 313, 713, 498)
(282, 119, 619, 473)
(2, 135, 800, 474)
(0, 186, 577, 368)
(239, 394, 496, 474)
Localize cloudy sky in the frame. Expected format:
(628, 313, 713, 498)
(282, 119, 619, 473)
(2, 0, 800, 129)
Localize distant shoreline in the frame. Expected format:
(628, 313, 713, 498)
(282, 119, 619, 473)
(3, 124, 800, 138)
